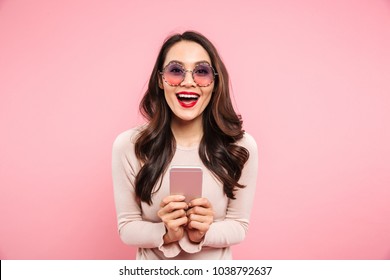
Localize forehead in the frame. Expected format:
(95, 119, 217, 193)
(164, 40, 211, 66)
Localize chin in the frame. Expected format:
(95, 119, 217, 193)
(173, 112, 202, 123)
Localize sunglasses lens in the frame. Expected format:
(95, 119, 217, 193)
(162, 63, 216, 86)
(193, 64, 214, 86)
(163, 63, 184, 86)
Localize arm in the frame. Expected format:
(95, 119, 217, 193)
(179, 133, 259, 252)
(112, 130, 182, 257)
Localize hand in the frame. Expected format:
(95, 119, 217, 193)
(186, 198, 214, 243)
(158, 195, 188, 244)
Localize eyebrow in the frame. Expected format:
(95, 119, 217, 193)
(165, 60, 212, 67)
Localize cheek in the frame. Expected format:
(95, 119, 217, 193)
(202, 88, 214, 105)
(163, 88, 176, 107)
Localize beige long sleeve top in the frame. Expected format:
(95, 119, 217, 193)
(112, 126, 258, 259)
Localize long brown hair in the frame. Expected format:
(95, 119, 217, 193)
(134, 31, 249, 204)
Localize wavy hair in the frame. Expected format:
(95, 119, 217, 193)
(134, 31, 249, 204)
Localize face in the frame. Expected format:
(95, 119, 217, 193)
(160, 40, 215, 124)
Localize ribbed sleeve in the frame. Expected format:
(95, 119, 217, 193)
(112, 130, 181, 258)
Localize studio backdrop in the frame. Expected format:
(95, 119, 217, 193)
(1, 0, 389, 259)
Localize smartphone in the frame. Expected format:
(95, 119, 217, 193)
(169, 166, 203, 203)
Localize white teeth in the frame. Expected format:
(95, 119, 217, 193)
(177, 94, 199, 99)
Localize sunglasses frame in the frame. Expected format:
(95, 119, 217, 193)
(160, 61, 218, 87)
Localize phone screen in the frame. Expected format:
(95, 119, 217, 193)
(169, 166, 203, 203)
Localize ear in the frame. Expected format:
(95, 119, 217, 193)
(157, 74, 164, 89)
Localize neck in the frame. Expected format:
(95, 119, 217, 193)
(171, 116, 203, 148)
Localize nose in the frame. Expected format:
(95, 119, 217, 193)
(180, 70, 196, 87)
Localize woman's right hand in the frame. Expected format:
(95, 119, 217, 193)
(157, 195, 188, 244)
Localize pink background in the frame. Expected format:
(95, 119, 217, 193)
(1, 0, 389, 259)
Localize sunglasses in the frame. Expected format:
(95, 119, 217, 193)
(160, 62, 218, 87)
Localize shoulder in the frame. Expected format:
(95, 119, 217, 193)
(112, 124, 146, 153)
(237, 131, 258, 154)
(237, 131, 259, 171)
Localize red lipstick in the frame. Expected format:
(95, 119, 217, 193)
(176, 92, 200, 108)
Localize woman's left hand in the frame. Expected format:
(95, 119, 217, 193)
(185, 197, 214, 243)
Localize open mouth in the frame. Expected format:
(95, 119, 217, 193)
(176, 92, 200, 108)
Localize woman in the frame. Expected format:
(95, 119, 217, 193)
(112, 31, 258, 259)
